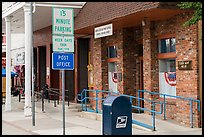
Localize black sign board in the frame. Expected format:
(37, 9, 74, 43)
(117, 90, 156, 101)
(178, 60, 192, 70)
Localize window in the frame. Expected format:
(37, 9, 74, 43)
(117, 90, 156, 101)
(158, 37, 176, 53)
(159, 59, 176, 72)
(158, 37, 176, 98)
(107, 46, 117, 58)
(108, 62, 118, 92)
(158, 37, 176, 72)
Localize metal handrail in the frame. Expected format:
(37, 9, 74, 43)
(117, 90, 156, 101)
(77, 89, 119, 113)
(137, 90, 201, 128)
(77, 89, 163, 131)
(120, 94, 163, 114)
(46, 88, 69, 106)
(35, 87, 70, 111)
(117, 94, 163, 131)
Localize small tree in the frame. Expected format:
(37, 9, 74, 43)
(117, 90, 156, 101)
(177, 2, 202, 26)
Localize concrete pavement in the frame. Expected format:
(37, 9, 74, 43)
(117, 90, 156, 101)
(2, 96, 202, 135)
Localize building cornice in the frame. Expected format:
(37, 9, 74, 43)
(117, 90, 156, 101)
(2, 2, 25, 19)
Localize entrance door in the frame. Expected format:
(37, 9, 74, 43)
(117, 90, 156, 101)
(39, 46, 46, 90)
(77, 38, 89, 94)
(65, 71, 74, 101)
(50, 45, 60, 90)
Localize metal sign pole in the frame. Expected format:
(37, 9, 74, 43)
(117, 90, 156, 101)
(62, 70, 65, 135)
(52, 7, 74, 135)
(30, 2, 35, 126)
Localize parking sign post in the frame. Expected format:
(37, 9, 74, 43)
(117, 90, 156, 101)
(62, 70, 65, 135)
(52, 7, 74, 135)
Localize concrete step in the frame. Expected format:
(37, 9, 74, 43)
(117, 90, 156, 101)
(68, 102, 82, 109)
(67, 103, 93, 112)
(80, 111, 102, 121)
(78, 111, 155, 131)
(43, 101, 84, 112)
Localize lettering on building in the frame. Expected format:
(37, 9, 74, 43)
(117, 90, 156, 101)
(94, 24, 113, 38)
(178, 60, 192, 70)
(16, 52, 25, 65)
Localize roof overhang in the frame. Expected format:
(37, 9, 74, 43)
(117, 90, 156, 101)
(2, 2, 25, 19)
(74, 8, 191, 35)
(2, 2, 86, 33)
(34, 2, 86, 8)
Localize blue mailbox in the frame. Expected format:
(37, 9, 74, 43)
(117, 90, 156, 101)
(102, 95, 132, 135)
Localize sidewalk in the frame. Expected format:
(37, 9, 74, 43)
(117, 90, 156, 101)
(2, 96, 202, 135)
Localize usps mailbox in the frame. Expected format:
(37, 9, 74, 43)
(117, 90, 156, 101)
(102, 95, 132, 135)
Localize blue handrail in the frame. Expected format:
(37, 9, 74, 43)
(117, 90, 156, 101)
(77, 89, 201, 130)
(119, 94, 163, 131)
(77, 89, 119, 113)
(77, 89, 163, 131)
(137, 90, 201, 128)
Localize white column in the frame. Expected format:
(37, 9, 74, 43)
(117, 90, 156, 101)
(23, 2, 32, 116)
(5, 16, 12, 111)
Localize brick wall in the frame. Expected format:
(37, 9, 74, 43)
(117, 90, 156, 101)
(89, 11, 200, 127)
(123, 27, 136, 96)
(93, 38, 102, 90)
(90, 38, 102, 110)
(152, 12, 200, 127)
(134, 27, 143, 93)
(101, 29, 124, 93)
(175, 12, 199, 127)
(33, 26, 52, 47)
(142, 19, 155, 113)
(101, 38, 108, 91)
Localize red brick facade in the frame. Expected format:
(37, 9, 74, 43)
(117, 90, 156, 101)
(174, 13, 200, 127)
(86, 6, 201, 127)
(149, 12, 200, 127)
(31, 2, 201, 128)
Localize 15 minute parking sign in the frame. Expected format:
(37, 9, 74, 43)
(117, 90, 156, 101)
(52, 8, 74, 52)
(52, 52, 74, 70)
(52, 8, 74, 35)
